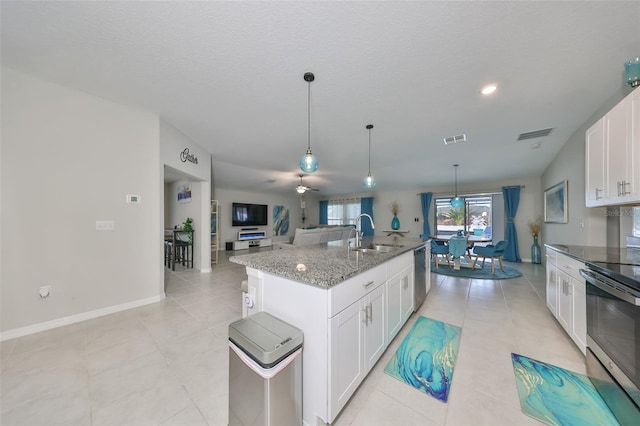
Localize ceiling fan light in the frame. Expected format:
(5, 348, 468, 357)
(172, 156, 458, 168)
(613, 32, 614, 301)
(363, 172, 376, 188)
(299, 149, 318, 173)
(296, 186, 306, 194)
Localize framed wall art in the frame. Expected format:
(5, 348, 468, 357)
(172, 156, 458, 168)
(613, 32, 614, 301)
(544, 180, 568, 223)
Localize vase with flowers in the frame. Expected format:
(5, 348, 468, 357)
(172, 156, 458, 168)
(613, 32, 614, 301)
(527, 217, 542, 264)
(390, 202, 401, 230)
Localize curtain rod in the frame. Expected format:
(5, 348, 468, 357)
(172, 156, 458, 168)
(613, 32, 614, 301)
(417, 185, 525, 196)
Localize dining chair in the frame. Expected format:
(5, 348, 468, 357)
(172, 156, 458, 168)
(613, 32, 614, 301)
(472, 240, 508, 273)
(430, 240, 450, 269)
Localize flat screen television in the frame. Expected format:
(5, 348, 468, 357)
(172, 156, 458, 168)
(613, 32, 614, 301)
(232, 202, 268, 227)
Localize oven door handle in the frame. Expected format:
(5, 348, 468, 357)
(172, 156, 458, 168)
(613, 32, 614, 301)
(580, 269, 640, 306)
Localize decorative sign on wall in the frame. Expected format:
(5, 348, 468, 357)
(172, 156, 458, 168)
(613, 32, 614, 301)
(273, 205, 290, 236)
(177, 184, 192, 203)
(180, 148, 198, 164)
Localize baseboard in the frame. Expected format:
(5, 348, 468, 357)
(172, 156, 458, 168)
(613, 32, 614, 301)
(0, 294, 166, 342)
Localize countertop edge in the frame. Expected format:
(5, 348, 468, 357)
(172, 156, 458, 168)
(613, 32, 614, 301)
(230, 237, 427, 288)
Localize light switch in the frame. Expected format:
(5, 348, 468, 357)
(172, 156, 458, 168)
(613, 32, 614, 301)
(96, 220, 115, 231)
(126, 194, 141, 204)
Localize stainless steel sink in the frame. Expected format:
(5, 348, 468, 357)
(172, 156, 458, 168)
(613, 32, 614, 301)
(353, 244, 396, 253)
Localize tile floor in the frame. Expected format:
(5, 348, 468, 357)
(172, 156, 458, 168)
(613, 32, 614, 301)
(0, 249, 586, 425)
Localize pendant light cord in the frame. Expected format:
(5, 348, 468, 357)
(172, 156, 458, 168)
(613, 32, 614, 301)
(307, 81, 311, 150)
(368, 127, 371, 173)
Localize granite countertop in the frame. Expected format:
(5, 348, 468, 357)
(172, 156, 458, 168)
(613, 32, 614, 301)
(230, 236, 427, 288)
(545, 243, 640, 265)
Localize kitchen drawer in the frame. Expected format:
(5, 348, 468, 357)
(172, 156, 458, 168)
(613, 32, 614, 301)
(328, 265, 385, 318)
(556, 253, 584, 281)
(386, 251, 413, 278)
(545, 246, 557, 265)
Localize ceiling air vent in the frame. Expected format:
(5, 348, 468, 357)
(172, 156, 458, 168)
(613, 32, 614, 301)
(517, 128, 553, 141)
(443, 134, 467, 145)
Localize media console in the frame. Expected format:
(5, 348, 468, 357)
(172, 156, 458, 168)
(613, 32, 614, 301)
(231, 230, 271, 250)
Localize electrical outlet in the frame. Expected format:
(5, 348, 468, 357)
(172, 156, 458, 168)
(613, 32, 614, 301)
(39, 286, 51, 298)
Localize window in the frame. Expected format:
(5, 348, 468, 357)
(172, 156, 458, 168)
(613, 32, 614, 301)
(434, 195, 492, 237)
(327, 198, 361, 225)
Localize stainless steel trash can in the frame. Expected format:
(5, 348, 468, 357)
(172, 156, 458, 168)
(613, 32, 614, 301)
(228, 311, 303, 426)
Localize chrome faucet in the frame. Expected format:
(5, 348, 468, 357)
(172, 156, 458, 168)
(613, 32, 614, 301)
(353, 213, 375, 248)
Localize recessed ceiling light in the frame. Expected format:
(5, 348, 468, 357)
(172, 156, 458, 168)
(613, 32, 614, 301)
(481, 84, 497, 95)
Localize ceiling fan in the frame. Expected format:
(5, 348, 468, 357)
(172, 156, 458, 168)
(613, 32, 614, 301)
(296, 174, 319, 194)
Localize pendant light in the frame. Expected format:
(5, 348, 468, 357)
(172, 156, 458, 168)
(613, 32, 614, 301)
(363, 124, 376, 188)
(299, 72, 319, 173)
(450, 164, 464, 208)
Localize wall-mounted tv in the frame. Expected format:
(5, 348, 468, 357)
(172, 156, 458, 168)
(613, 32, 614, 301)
(232, 202, 268, 227)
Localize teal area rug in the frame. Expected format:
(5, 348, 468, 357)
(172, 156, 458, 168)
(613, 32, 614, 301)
(384, 316, 461, 403)
(511, 353, 619, 425)
(431, 260, 522, 279)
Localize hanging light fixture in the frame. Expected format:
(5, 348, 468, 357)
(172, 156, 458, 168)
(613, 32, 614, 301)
(363, 124, 376, 188)
(299, 72, 319, 173)
(625, 57, 640, 87)
(450, 164, 464, 208)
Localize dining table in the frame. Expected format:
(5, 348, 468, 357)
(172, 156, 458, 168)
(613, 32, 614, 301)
(433, 234, 493, 270)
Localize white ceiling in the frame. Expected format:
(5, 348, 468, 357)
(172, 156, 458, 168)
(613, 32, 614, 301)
(2, 1, 639, 195)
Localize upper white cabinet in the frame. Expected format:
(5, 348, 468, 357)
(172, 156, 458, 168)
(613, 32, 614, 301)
(585, 117, 607, 205)
(586, 89, 640, 207)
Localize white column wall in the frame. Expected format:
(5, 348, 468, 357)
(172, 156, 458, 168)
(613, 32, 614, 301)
(1, 68, 162, 337)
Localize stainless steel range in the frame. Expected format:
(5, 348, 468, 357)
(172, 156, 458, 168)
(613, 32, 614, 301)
(580, 248, 640, 424)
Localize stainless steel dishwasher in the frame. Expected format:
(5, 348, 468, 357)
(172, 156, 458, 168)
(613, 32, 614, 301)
(414, 244, 427, 310)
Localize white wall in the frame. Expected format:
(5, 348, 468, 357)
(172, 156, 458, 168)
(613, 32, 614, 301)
(326, 176, 541, 261)
(542, 86, 635, 247)
(213, 187, 305, 248)
(1, 68, 162, 337)
(159, 121, 211, 272)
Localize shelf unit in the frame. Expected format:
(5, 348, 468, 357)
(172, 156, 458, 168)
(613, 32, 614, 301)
(211, 200, 219, 264)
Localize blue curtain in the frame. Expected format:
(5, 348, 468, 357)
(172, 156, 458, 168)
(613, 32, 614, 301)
(360, 197, 374, 236)
(502, 186, 521, 262)
(419, 192, 433, 239)
(319, 200, 328, 225)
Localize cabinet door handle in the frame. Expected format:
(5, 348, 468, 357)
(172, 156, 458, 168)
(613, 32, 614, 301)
(595, 188, 602, 200)
(362, 307, 368, 325)
(622, 181, 631, 195)
(362, 280, 375, 288)
(617, 181, 621, 197)
(368, 303, 373, 323)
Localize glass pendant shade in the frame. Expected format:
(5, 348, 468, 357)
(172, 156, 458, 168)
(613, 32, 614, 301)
(625, 57, 640, 87)
(450, 196, 464, 208)
(363, 172, 376, 188)
(300, 149, 318, 173)
(450, 164, 464, 207)
(300, 72, 319, 173)
(363, 124, 376, 188)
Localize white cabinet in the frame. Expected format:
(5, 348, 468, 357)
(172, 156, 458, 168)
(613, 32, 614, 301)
(329, 274, 386, 421)
(231, 238, 272, 250)
(546, 262, 558, 315)
(329, 297, 365, 416)
(585, 117, 607, 206)
(557, 270, 572, 332)
(571, 279, 587, 353)
(386, 265, 414, 342)
(544, 246, 587, 355)
(586, 89, 640, 207)
(253, 248, 418, 425)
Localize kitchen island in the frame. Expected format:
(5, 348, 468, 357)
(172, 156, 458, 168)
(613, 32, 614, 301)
(230, 236, 429, 425)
